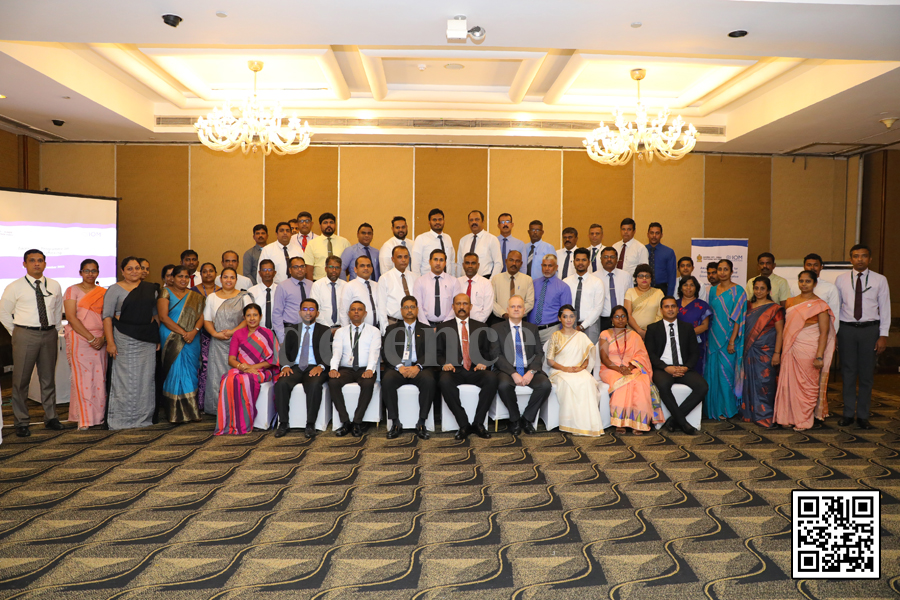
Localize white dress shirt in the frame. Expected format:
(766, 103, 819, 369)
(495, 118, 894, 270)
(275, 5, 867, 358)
(340, 277, 380, 328)
(0, 275, 64, 333)
(611, 240, 650, 276)
(379, 236, 415, 275)
(292, 322, 325, 368)
(587, 245, 607, 274)
(789, 278, 841, 333)
(413, 271, 460, 325)
(835, 269, 891, 336)
(394, 320, 419, 369)
(457, 232, 503, 278)
(377, 268, 419, 331)
(215, 273, 252, 291)
(311, 277, 347, 327)
(331, 322, 381, 371)
(412, 230, 456, 278)
(598, 268, 633, 316)
(556, 248, 577, 280)
(258, 239, 305, 285)
(457, 275, 495, 323)
(564, 272, 605, 328)
(293, 231, 317, 254)
(247, 282, 278, 328)
(659, 319, 684, 366)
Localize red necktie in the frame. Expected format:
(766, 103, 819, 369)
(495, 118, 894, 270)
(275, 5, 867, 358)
(461, 320, 472, 371)
(301, 235, 308, 251)
(467, 279, 472, 299)
(616, 243, 626, 270)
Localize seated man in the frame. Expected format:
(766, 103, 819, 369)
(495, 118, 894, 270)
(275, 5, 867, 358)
(273, 298, 331, 439)
(490, 295, 552, 435)
(644, 296, 708, 435)
(436, 293, 498, 440)
(328, 301, 381, 437)
(381, 295, 434, 440)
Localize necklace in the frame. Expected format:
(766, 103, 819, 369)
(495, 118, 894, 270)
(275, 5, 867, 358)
(613, 328, 628, 365)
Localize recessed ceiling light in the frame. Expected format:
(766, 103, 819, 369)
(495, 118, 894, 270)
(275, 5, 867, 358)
(0, 94, 6, 99)
(216, 11, 228, 18)
(728, 30, 748, 38)
(631, 22, 642, 28)
(444, 63, 464, 70)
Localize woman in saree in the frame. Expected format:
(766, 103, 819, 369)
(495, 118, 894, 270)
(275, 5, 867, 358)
(63, 259, 107, 429)
(598, 305, 664, 435)
(158, 265, 205, 424)
(706, 259, 747, 420)
(740, 276, 784, 428)
(624, 264, 663, 338)
(102, 256, 158, 430)
(203, 267, 251, 415)
(774, 270, 836, 431)
(216, 304, 279, 435)
(191, 262, 221, 410)
(677, 276, 712, 375)
(546, 304, 603, 437)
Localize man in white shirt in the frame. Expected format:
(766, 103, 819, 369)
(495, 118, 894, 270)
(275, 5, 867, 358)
(677, 256, 695, 291)
(379, 216, 414, 275)
(328, 301, 381, 437)
(247, 259, 278, 330)
(311, 255, 346, 330)
(699, 262, 718, 303)
(789, 253, 841, 333)
(612, 218, 649, 276)
(496, 212, 526, 274)
(835, 244, 891, 430)
(377, 245, 418, 331)
(457, 210, 503, 278)
(215, 250, 252, 290)
(180, 249, 200, 287)
(258, 221, 304, 285)
(458, 252, 495, 323)
(0, 249, 65, 436)
(491, 251, 534, 323)
(556, 227, 579, 280)
(293, 211, 317, 259)
(598, 246, 633, 331)
(587, 224, 606, 274)
(340, 255, 380, 329)
(564, 248, 606, 344)
(413, 249, 460, 327)
(412, 208, 456, 278)
(746, 252, 791, 305)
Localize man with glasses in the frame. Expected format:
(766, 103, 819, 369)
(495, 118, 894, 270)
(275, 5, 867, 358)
(496, 213, 526, 274)
(523, 220, 556, 281)
(294, 211, 317, 262)
(329, 301, 381, 437)
(271, 256, 313, 343)
(340, 256, 380, 329)
(247, 259, 278, 330)
(311, 255, 346, 332)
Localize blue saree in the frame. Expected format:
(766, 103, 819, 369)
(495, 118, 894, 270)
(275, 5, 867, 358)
(159, 288, 205, 423)
(705, 284, 747, 420)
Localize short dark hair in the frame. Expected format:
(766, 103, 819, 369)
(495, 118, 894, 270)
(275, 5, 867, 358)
(391, 245, 410, 257)
(401, 295, 418, 307)
(297, 211, 312, 220)
(259, 259, 275, 269)
(757, 252, 775, 263)
(804, 253, 824, 265)
(573, 248, 591, 260)
(706, 261, 719, 271)
(326, 255, 342, 267)
(429, 248, 447, 260)
(428, 208, 444, 220)
(80, 258, 99, 271)
(609, 305, 628, 319)
(319, 212, 337, 224)
(849, 244, 871, 257)
(221, 267, 238, 279)
(749, 275, 772, 303)
(620, 218, 636, 229)
(275, 221, 292, 233)
(23, 249, 45, 261)
(391, 216, 407, 226)
(468, 210, 485, 221)
(718, 258, 734, 271)
(199, 262, 217, 273)
(288, 256, 305, 267)
(529, 219, 543, 228)
(252, 223, 268, 234)
(120, 256, 140, 271)
(497, 213, 512, 222)
(243, 303, 262, 317)
(601, 246, 618, 257)
(221, 250, 239, 262)
(677, 276, 702, 299)
(161, 263, 175, 278)
(798, 269, 819, 283)
(357, 222, 373, 233)
(288, 218, 299, 226)
(678, 256, 693, 268)
(462, 252, 479, 262)
(171, 265, 189, 277)
(180, 249, 198, 261)
(355, 255, 373, 268)
(562, 227, 578, 237)
(137, 257, 149, 266)
(557, 304, 576, 319)
(349, 300, 366, 310)
(633, 263, 654, 283)
(589, 223, 603, 231)
(648, 222, 663, 233)
(659, 295, 677, 308)
(301, 298, 319, 310)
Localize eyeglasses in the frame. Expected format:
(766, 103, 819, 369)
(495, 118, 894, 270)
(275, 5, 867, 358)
(289, 265, 305, 269)
(298, 219, 311, 224)
(612, 314, 628, 320)
(81, 269, 99, 274)
(325, 265, 341, 270)
(259, 268, 274, 273)
(499, 220, 511, 225)
(300, 307, 317, 312)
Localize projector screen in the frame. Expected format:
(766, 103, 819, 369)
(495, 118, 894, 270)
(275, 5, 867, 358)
(0, 189, 118, 291)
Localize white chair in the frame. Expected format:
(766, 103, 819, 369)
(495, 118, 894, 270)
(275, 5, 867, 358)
(656, 384, 703, 430)
(387, 384, 436, 431)
(539, 388, 561, 431)
(488, 386, 540, 431)
(332, 382, 382, 430)
(594, 382, 613, 430)
(440, 384, 489, 432)
(253, 381, 278, 430)
(287, 383, 333, 432)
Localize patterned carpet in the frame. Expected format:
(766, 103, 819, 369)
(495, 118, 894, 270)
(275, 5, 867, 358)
(0, 386, 898, 600)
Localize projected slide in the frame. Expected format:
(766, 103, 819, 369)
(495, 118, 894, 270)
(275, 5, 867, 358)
(0, 189, 118, 291)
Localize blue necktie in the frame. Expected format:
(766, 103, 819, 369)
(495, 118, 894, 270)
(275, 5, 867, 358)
(514, 325, 525, 376)
(608, 272, 617, 307)
(364, 246, 377, 281)
(330, 282, 338, 324)
(535, 280, 548, 325)
(501, 238, 508, 273)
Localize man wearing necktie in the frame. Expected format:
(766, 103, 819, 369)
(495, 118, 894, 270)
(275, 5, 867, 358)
(645, 297, 708, 435)
(412, 249, 460, 327)
(378, 216, 415, 275)
(339, 256, 380, 329)
(247, 259, 278, 331)
(341, 223, 382, 282)
(273, 299, 332, 439)
(305, 212, 351, 281)
(294, 211, 317, 258)
(612, 218, 649, 276)
(180, 249, 200, 288)
(524, 220, 556, 280)
(458, 210, 503, 278)
(381, 296, 434, 440)
(563, 248, 606, 344)
(311, 256, 346, 331)
(556, 227, 579, 280)
(490, 296, 551, 435)
(458, 252, 494, 323)
(587, 224, 605, 274)
(496, 212, 526, 274)
(412, 208, 456, 278)
(599, 247, 631, 332)
(377, 245, 419, 330)
(271, 257, 312, 343)
(328, 301, 381, 437)
(528, 255, 573, 345)
(490, 250, 535, 326)
(257, 222, 304, 285)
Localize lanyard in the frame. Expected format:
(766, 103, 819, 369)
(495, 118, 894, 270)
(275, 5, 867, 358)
(26, 276, 52, 297)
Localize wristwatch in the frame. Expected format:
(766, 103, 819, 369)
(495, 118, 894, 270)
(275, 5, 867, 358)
(528, 369, 536, 375)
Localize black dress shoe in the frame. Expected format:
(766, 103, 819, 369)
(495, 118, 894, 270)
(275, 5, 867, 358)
(812, 418, 824, 429)
(387, 423, 402, 439)
(334, 424, 352, 437)
(855, 418, 873, 430)
(682, 424, 697, 436)
(304, 425, 316, 439)
(665, 419, 678, 433)
(471, 425, 491, 439)
(521, 418, 536, 435)
(274, 424, 289, 438)
(838, 417, 855, 427)
(352, 423, 363, 437)
(454, 427, 469, 440)
(415, 424, 430, 440)
(45, 418, 64, 430)
(508, 421, 522, 436)
(15, 425, 30, 438)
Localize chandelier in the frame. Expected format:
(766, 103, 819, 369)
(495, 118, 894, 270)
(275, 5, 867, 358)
(195, 61, 312, 156)
(583, 69, 697, 166)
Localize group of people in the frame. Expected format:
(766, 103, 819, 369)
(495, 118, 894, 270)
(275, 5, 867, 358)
(0, 210, 889, 440)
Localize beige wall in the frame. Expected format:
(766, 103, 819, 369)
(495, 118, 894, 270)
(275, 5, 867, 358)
(41, 143, 116, 198)
(0, 130, 18, 188)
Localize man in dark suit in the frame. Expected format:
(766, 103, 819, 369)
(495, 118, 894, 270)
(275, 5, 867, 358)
(436, 293, 498, 440)
(382, 295, 435, 440)
(645, 296, 708, 435)
(273, 298, 332, 439)
(490, 295, 551, 435)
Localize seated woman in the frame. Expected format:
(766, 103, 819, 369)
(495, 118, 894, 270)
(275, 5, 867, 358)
(741, 276, 784, 428)
(774, 270, 835, 431)
(706, 259, 747, 420)
(203, 268, 252, 415)
(546, 304, 603, 437)
(192, 262, 221, 411)
(677, 276, 712, 375)
(598, 305, 664, 435)
(624, 264, 663, 338)
(216, 304, 280, 435)
(158, 265, 205, 424)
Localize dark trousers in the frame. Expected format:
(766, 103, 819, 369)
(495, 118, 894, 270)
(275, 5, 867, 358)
(496, 371, 551, 422)
(653, 283, 669, 295)
(382, 367, 435, 423)
(838, 323, 880, 419)
(327, 367, 377, 424)
(273, 365, 328, 427)
(438, 367, 499, 430)
(652, 369, 708, 429)
(11, 327, 59, 427)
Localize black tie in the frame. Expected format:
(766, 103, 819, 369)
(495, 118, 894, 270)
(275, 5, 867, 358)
(469, 233, 477, 255)
(352, 326, 360, 369)
(330, 282, 338, 324)
(437, 234, 445, 253)
(854, 273, 863, 321)
(501, 238, 508, 273)
(649, 246, 656, 279)
(265, 288, 272, 329)
(299, 280, 307, 301)
(562, 251, 571, 279)
(35, 279, 49, 328)
(434, 276, 441, 318)
(403, 326, 413, 367)
(365, 280, 378, 327)
(575, 276, 583, 323)
(669, 323, 680, 366)
(364, 246, 377, 281)
(282, 246, 290, 277)
(527, 244, 535, 276)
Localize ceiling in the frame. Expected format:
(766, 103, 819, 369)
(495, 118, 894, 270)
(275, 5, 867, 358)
(1, 0, 899, 154)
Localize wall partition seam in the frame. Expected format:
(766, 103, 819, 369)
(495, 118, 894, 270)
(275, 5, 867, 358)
(856, 156, 863, 247)
(261, 153, 266, 225)
(187, 146, 192, 247)
(486, 148, 491, 233)
(701, 155, 706, 237)
(412, 146, 416, 239)
(337, 146, 342, 238)
(559, 150, 563, 248)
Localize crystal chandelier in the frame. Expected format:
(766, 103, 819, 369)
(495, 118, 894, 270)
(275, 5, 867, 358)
(195, 61, 312, 156)
(583, 69, 697, 166)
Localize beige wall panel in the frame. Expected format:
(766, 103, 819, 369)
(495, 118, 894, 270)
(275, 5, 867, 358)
(26, 137, 40, 190)
(704, 155, 771, 265)
(843, 155, 860, 257)
(265, 146, 339, 238)
(117, 146, 189, 282)
(414, 147, 488, 244)
(562, 150, 632, 247)
(41, 143, 115, 198)
(634, 154, 704, 260)
(338, 147, 414, 248)
(830, 159, 849, 262)
(881, 150, 900, 313)
(0, 130, 17, 188)
(489, 149, 562, 247)
(190, 145, 264, 268)
(772, 156, 841, 261)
